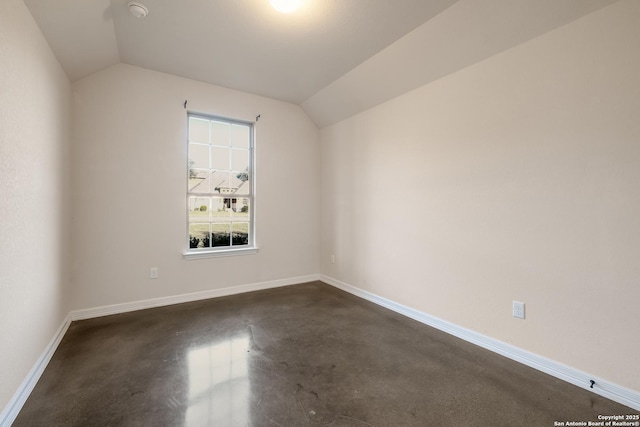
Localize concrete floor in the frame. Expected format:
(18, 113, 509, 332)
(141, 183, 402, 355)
(15, 281, 637, 426)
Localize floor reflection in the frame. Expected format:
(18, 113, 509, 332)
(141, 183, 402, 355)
(186, 334, 250, 426)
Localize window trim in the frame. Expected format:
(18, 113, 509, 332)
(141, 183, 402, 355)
(183, 112, 257, 259)
(183, 246, 258, 260)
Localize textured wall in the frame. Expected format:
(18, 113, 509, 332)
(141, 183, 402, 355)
(0, 0, 71, 412)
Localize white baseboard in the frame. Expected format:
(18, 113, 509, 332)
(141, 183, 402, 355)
(320, 274, 640, 411)
(0, 314, 72, 427)
(4, 272, 637, 426)
(70, 274, 321, 320)
(1, 274, 320, 426)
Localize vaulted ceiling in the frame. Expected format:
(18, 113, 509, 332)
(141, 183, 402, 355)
(24, 0, 618, 127)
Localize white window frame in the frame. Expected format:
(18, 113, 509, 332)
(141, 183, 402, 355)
(183, 112, 257, 259)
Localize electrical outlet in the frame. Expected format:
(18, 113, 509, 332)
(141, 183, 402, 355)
(150, 267, 158, 279)
(513, 301, 525, 319)
(330, 254, 335, 264)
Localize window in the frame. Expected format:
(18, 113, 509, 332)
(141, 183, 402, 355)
(186, 113, 255, 257)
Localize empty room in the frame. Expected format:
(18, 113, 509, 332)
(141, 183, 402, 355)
(1, 0, 639, 425)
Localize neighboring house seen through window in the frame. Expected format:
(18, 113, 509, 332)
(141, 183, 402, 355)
(187, 113, 255, 256)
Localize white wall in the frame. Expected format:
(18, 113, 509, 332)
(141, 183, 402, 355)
(70, 63, 320, 310)
(320, 0, 640, 392)
(2, 0, 636, 415)
(0, 0, 71, 412)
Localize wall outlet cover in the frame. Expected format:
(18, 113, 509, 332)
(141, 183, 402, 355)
(513, 301, 525, 319)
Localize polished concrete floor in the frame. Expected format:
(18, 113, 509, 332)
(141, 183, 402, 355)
(15, 281, 636, 426)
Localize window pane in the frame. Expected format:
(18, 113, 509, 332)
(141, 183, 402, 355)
(232, 223, 249, 246)
(189, 169, 209, 194)
(231, 148, 249, 172)
(190, 144, 209, 169)
(234, 179, 250, 196)
(233, 199, 249, 220)
(212, 223, 231, 247)
(211, 121, 230, 146)
(229, 173, 244, 193)
(211, 197, 231, 220)
(212, 198, 244, 217)
(189, 197, 210, 222)
(189, 118, 209, 144)
(233, 168, 249, 184)
(211, 171, 232, 194)
(189, 223, 210, 248)
(231, 125, 250, 149)
(212, 146, 230, 170)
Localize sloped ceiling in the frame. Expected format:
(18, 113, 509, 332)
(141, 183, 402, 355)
(24, 0, 618, 127)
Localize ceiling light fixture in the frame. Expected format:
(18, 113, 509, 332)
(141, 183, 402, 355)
(269, 0, 301, 14)
(128, 2, 149, 18)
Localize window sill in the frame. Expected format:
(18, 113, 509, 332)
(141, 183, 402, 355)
(183, 247, 258, 260)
